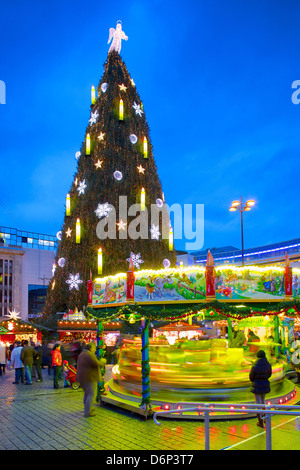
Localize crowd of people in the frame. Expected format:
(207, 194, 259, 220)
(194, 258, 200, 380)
(0, 337, 121, 417)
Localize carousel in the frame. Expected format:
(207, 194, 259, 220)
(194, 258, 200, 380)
(84, 253, 300, 419)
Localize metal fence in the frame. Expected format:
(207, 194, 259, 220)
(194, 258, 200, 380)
(153, 402, 300, 450)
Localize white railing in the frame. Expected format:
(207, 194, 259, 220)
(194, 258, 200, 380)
(153, 402, 300, 450)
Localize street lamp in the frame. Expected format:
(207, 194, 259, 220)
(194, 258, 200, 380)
(229, 197, 255, 266)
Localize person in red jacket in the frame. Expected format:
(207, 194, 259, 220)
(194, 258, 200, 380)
(51, 344, 62, 389)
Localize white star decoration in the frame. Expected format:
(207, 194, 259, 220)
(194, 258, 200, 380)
(118, 83, 127, 91)
(66, 273, 83, 291)
(89, 110, 99, 125)
(126, 252, 144, 269)
(132, 102, 143, 117)
(137, 165, 145, 174)
(95, 202, 112, 219)
(150, 224, 161, 240)
(95, 159, 103, 169)
(117, 220, 127, 231)
(6, 309, 21, 320)
(77, 180, 87, 195)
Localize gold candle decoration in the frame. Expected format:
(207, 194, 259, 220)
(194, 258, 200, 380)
(76, 218, 81, 244)
(119, 99, 124, 120)
(66, 194, 71, 216)
(141, 187, 145, 211)
(169, 226, 174, 251)
(143, 136, 148, 159)
(91, 86, 96, 104)
(98, 247, 103, 274)
(86, 133, 91, 155)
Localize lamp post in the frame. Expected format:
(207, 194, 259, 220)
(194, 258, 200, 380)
(229, 197, 255, 266)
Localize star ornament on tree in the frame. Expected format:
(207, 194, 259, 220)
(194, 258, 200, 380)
(89, 110, 99, 125)
(132, 102, 143, 117)
(137, 165, 145, 174)
(98, 132, 105, 141)
(117, 220, 127, 231)
(95, 159, 103, 169)
(77, 180, 87, 195)
(126, 252, 144, 269)
(66, 273, 83, 291)
(95, 202, 112, 219)
(118, 83, 127, 92)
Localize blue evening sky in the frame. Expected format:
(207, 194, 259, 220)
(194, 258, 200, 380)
(1, 0, 300, 253)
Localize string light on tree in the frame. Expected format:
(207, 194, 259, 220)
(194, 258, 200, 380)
(91, 86, 96, 104)
(86, 133, 91, 155)
(141, 187, 146, 211)
(169, 226, 174, 251)
(76, 218, 81, 244)
(119, 99, 124, 120)
(143, 136, 148, 159)
(66, 194, 71, 216)
(98, 247, 103, 275)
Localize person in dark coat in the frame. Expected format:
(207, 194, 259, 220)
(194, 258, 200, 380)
(249, 350, 272, 427)
(34, 342, 43, 382)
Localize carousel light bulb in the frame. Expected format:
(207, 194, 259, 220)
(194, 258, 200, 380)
(86, 133, 91, 155)
(141, 187, 145, 211)
(119, 99, 124, 120)
(91, 86, 96, 104)
(76, 218, 81, 244)
(143, 136, 148, 159)
(66, 194, 71, 216)
(98, 247, 103, 275)
(169, 226, 174, 251)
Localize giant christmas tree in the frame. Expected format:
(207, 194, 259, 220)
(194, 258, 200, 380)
(44, 22, 176, 318)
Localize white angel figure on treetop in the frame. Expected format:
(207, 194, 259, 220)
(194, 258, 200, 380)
(108, 20, 128, 53)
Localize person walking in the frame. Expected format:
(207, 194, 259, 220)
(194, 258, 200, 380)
(76, 342, 106, 418)
(34, 342, 43, 382)
(0, 341, 7, 376)
(10, 341, 25, 384)
(51, 343, 62, 389)
(249, 349, 272, 428)
(20, 340, 37, 385)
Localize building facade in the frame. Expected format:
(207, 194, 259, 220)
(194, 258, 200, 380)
(0, 227, 56, 320)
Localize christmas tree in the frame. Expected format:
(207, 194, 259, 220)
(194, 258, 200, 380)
(44, 22, 176, 317)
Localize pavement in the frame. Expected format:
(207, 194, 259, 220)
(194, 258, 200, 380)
(1, 365, 300, 456)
